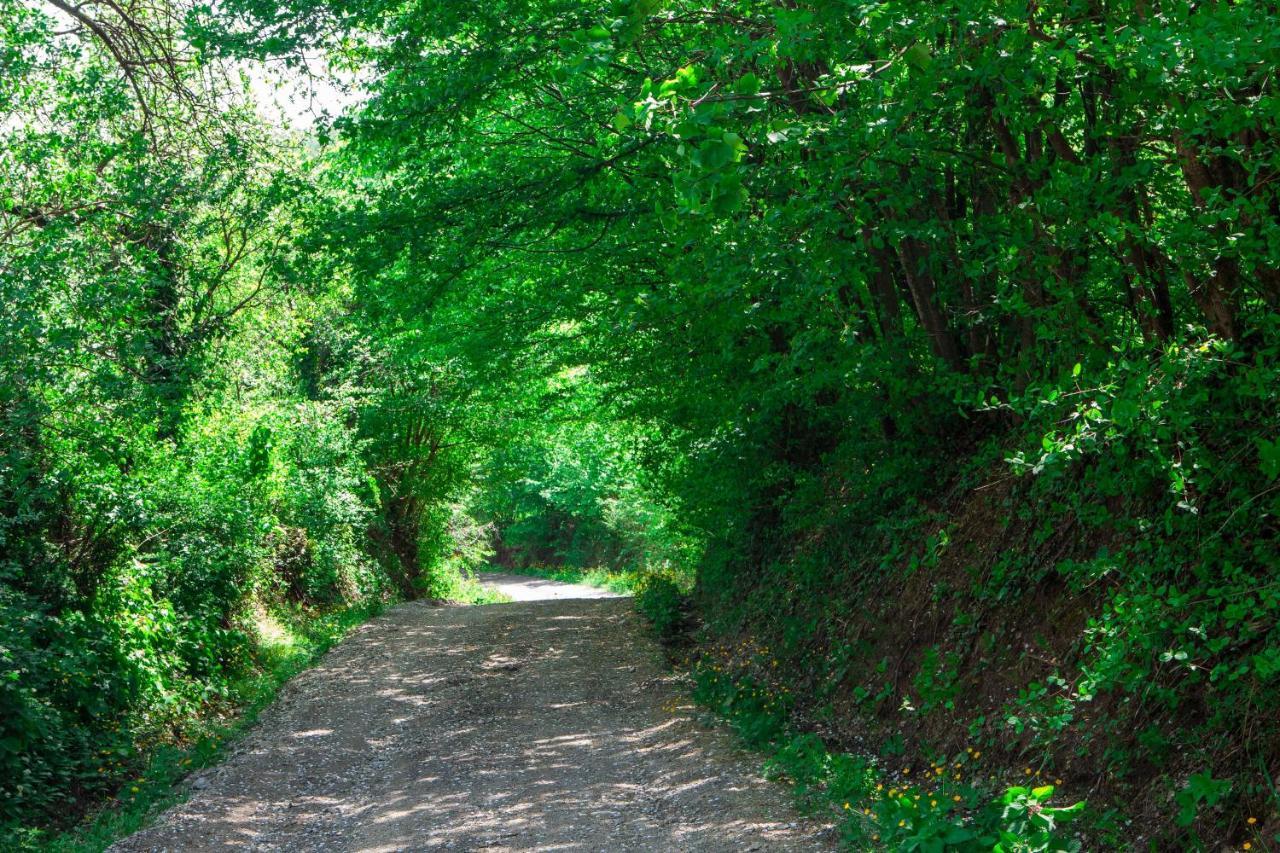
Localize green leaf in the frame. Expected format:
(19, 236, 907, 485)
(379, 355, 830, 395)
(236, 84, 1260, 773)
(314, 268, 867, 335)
(905, 43, 933, 71)
(735, 73, 761, 96)
(1257, 437, 1280, 480)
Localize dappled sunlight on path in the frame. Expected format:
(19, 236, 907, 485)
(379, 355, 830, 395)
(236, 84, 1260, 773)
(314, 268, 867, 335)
(111, 580, 832, 852)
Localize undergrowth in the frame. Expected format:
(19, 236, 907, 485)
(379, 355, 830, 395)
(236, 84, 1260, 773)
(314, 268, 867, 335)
(432, 560, 513, 604)
(689, 652, 1089, 852)
(633, 571, 694, 639)
(4, 599, 386, 853)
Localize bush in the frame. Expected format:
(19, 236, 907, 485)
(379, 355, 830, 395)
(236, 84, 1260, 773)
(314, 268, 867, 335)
(634, 572, 690, 638)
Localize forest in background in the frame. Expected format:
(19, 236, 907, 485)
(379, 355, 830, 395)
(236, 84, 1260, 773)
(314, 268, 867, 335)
(2, 0, 1278, 849)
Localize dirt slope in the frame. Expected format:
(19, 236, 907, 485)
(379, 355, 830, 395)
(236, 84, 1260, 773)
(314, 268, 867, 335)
(110, 573, 834, 852)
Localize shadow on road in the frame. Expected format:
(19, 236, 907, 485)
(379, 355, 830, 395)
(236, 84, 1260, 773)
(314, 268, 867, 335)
(111, 589, 831, 852)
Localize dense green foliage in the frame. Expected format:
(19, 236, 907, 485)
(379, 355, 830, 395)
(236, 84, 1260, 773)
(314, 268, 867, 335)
(4, 0, 1279, 848)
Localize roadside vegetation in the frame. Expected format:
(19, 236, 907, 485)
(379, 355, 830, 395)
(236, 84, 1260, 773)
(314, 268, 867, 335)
(14, 602, 382, 852)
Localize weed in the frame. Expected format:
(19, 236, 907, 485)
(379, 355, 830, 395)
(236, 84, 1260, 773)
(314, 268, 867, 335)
(690, 658, 1086, 851)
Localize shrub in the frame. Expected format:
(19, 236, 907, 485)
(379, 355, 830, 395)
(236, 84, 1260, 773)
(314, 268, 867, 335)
(635, 571, 691, 638)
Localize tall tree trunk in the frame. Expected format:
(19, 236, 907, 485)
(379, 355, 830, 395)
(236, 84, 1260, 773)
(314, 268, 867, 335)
(1174, 132, 1240, 339)
(895, 234, 963, 369)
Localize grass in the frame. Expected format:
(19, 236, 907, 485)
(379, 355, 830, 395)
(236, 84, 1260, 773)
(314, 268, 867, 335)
(490, 563, 639, 595)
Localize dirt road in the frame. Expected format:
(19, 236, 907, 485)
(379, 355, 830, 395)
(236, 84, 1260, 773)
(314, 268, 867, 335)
(111, 572, 833, 852)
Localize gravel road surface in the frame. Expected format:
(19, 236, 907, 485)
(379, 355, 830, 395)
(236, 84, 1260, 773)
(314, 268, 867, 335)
(111, 572, 834, 851)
